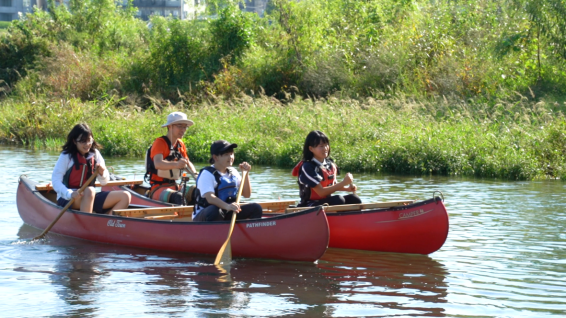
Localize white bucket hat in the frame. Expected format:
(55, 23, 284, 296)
(161, 112, 194, 127)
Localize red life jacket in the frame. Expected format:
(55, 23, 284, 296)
(293, 160, 338, 202)
(63, 152, 96, 189)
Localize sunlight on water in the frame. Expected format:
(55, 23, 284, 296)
(1, 145, 565, 317)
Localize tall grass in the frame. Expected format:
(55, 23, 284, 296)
(1, 92, 565, 180)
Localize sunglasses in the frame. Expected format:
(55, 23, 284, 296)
(76, 137, 94, 145)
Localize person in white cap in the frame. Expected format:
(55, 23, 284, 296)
(145, 111, 198, 204)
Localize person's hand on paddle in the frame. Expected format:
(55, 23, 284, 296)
(341, 172, 354, 185)
(71, 189, 84, 200)
(340, 173, 357, 192)
(239, 162, 251, 172)
(225, 202, 241, 213)
(95, 163, 106, 175)
(347, 183, 358, 192)
(175, 158, 190, 169)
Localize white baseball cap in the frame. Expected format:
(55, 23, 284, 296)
(161, 112, 194, 127)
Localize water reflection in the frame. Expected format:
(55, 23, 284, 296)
(15, 223, 449, 317)
(319, 249, 448, 317)
(16, 224, 104, 316)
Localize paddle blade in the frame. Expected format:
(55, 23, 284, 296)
(214, 211, 237, 265)
(216, 239, 232, 265)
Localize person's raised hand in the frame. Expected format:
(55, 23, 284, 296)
(239, 162, 251, 172)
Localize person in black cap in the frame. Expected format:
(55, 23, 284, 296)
(192, 140, 263, 221)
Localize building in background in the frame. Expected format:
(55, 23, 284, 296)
(0, 0, 47, 21)
(1, 0, 205, 21)
(240, 0, 268, 17)
(1, 0, 270, 22)
(130, 0, 205, 20)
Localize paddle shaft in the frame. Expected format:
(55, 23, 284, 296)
(34, 171, 99, 240)
(214, 170, 248, 265)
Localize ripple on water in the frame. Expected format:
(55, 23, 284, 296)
(2, 146, 566, 317)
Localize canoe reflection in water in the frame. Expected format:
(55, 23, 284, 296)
(17, 225, 448, 317)
(318, 248, 449, 317)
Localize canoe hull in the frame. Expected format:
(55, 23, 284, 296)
(327, 198, 448, 254)
(105, 184, 449, 255)
(17, 177, 329, 262)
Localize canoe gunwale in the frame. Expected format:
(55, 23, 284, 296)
(323, 197, 444, 216)
(21, 177, 324, 225)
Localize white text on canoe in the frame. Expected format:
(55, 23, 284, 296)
(107, 220, 126, 228)
(398, 209, 432, 220)
(246, 221, 276, 228)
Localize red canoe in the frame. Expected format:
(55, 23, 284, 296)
(17, 176, 330, 262)
(104, 183, 449, 255)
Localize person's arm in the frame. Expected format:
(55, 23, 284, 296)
(300, 162, 353, 197)
(203, 192, 241, 212)
(311, 173, 353, 197)
(94, 150, 110, 185)
(238, 162, 252, 198)
(153, 154, 188, 170)
(52, 154, 73, 200)
(186, 160, 197, 176)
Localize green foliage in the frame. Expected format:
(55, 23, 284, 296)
(145, 17, 208, 89)
(3, 0, 566, 101)
(209, 4, 255, 65)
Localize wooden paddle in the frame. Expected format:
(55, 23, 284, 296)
(214, 170, 248, 265)
(34, 171, 99, 240)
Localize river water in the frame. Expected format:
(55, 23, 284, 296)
(1, 145, 565, 317)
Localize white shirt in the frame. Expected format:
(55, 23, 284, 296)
(193, 165, 241, 216)
(51, 150, 110, 201)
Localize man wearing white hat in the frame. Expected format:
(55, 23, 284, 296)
(145, 112, 198, 204)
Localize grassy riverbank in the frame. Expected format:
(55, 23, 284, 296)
(1, 0, 566, 180)
(1, 93, 565, 180)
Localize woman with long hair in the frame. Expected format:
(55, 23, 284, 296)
(51, 123, 130, 213)
(292, 130, 361, 207)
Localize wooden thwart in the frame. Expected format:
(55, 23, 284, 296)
(113, 200, 298, 218)
(35, 180, 144, 191)
(285, 200, 415, 213)
(114, 206, 194, 218)
(112, 200, 415, 219)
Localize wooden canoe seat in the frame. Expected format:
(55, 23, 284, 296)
(35, 180, 144, 191)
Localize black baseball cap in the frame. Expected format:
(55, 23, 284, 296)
(210, 140, 238, 156)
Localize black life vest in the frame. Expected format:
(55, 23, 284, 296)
(63, 151, 97, 189)
(293, 159, 338, 203)
(144, 136, 185, 185)
(194, 166, 239, 210)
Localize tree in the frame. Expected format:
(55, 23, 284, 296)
(511, 0, 566, 79)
